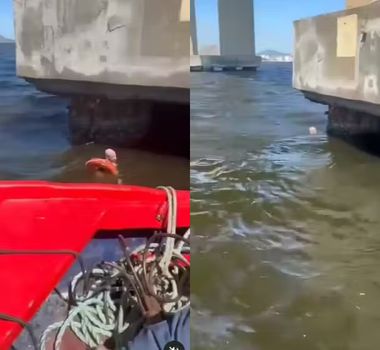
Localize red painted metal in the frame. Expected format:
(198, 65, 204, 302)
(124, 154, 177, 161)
(86, 158, 119, 176)
(0, 181, 190, 349)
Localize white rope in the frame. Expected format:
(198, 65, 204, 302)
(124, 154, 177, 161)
(40, 293, 116, 350)
(141, 187, 189, 314)
(39, 321, 64, 350)
(39, 186, 189, 350)
(58, 293, 115, 347)
(157, 186, 177, 276)
(39, 269, 123, 350)
(175, 228, 190, 254)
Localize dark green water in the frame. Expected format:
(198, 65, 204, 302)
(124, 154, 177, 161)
(191, 63, 380, 350)
(0, 44, 189, 189)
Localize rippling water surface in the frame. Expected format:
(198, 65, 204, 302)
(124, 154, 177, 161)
(191, 63, 380, 350)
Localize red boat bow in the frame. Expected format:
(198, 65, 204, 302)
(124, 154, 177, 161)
(0, 181, 190, 349)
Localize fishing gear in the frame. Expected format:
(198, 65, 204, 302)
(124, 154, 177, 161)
(0, 186, 189, 350)
(39, 186, 190, 350)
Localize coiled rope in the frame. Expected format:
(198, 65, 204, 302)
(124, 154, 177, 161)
(39, 186, 190, 350)
(39, 269, 119, 350)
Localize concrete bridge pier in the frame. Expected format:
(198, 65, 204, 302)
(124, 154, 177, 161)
(14, 0, 189, 148)
(68, 97, 152, 146)
(190, 0, 198, 56)
(191, 0, 261, 71)
(294, 0, 380, 151)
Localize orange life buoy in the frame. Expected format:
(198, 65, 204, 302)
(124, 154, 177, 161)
(86, 158, 119, 176)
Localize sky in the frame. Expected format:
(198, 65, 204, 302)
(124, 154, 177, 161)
(1, 0, 345, 53)
(0, 0, 13, 39)
(195, 0, 345, 53)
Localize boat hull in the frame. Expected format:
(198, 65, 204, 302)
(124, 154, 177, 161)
(0, 181, 189, 349)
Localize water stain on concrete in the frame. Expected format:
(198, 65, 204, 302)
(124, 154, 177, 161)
(20, 4, 44, 57)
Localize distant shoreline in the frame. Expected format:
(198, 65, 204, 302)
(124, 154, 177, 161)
(262, 60, 292, 64)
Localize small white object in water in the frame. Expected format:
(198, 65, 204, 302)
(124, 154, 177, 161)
(105, 148, 117, 163)
(309, 126, 317, 135)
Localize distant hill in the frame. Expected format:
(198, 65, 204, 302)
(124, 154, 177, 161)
(258, 50, 288, 56)
(0, 35, 14, 43)
(258, 49, 292, 62)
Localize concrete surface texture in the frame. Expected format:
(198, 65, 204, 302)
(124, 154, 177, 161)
(327, 104, 380, 153)
(68, 97, 152, 145)
(14, 0, 189, 102)
(328, 105, 380, 137)
(293, 1, 380, 116)
(218, 0, 256, 55)
(190, 0, 198, 55)
(347, 0, 378, 9)
(192, 54, 261, 71)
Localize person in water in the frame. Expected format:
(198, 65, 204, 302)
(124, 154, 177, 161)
(86, 148, 122, 184)
(46, 150, 189, 349)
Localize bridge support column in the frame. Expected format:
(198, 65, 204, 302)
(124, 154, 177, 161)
(191, 0, 261, 72)
(294, 1, 380, 152)
(218, 0, 256, 56)
(68, 97, 152, 146)
(190, 0, 198, 55)
(327, 105, 380, 153)
(190, 0, 203, 69)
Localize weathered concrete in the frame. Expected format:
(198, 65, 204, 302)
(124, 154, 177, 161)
(67, 96, 189, 152)
(190, 0, 198, 55)
(190, 54, 261, 72)
(347, 0, 377, 9)
(68, 97, 152, 145)
(218, 0, 256, 56)
(294, 1, 380, 116)
(328, 105, 380, 153)
(190, 0, 261, 72)
(294, 1, 380, 147)
(328, 105, 380, 136)
(14, 0, 190, 103)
